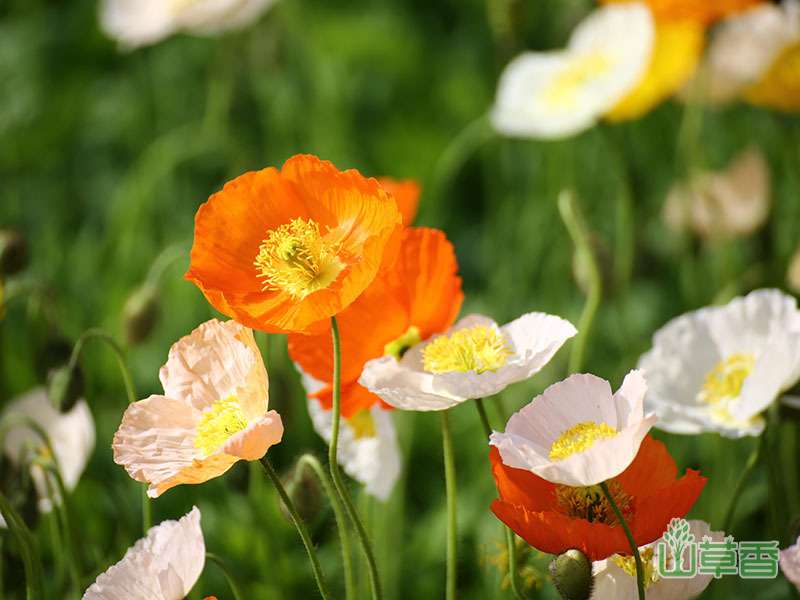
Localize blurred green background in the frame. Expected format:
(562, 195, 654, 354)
(2, 0, 800, 597)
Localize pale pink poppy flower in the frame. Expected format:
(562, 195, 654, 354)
(113, 319, 283, 498)
(83, 506, 205, 600)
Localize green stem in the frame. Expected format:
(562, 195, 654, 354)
(329, 317, 383, 600)
(206, 552, 244, 600)
(42, 465, 80, 598)
(0, 489, 44, 600)
(721, 435, 764, 533)
(259, 457, 332, 600)
(473, 401, 526, 599)
(66, 329, 151, 532)
(298, 453, 356, 600)
(558, 191, 602, 374)
(599, 482, 645, 600)
(441, 410, 457, 600)
(144, 243, 186, 288)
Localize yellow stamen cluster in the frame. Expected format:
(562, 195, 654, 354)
(549, 421, 617, 461)
(384, 326, 422, 360)
(543, 53, 613, 110)
(697, 353, 755, 425)
(422, 325, 511, 374)
(194, 397, 248, 457)
(612, 548, 657, 588)
(254, 218, 344, 299)
(554, 481, 631, 525)
(348, 409, 377, 439)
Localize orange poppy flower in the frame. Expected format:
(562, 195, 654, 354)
(186, 155, 403, 334)
(600, 0, 765, 25)
(489, 435, 706, 561)
(289, 226, 463, 417)
(378, 178, 420, 225)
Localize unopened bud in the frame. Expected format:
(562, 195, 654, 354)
(123, 284, 160, 345)
(549, 549, 593, 600)
(280, 462, 324, 526)
(47, 364, 83, 412)
(0, 229, 29, 277)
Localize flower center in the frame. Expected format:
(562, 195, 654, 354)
(422, 325, 511, 374)
(554, 481, 631, 525)
(549, 421, 617, 461)
(384, 326, 422, 360)
(612, 548, 658, 588)
(543, 52, 614, 111)
(254, 218, 344, 299)
(195, 397, 248, 456)
(697, 353, 755, 424)
(348, 409, 377, 439)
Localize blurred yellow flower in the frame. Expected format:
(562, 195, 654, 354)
(746, 42, 800, 110)
(607, 20, 705, 121)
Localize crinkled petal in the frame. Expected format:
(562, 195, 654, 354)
(221, 410, 283, 461)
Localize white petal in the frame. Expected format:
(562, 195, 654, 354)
(2, 389, 95, 514)
(83, 507, 205, 600)
(307, 399, 401, 501)
(781, 535, 800, 591)
(221, 410, 283, 461)
(177, 0, 277, 34)
(99, 0, 178, 49)
(359, 355, 463, 411)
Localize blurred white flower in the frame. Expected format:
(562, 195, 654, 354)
(638, 289, 800, 438)
(663, 146, 771, 239)
(780, 534, 800, 591)
(491, 3, 654, 139)
(83, 506, 205, 600)
(693, 0, 800, 104)
(489, 370, 655, 487)
(591, 520, 722, 600)
(1, 387, 94, 520)
(359, 312, 576, 412)
(100, 0, 278, 49)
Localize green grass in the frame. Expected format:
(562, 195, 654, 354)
(2, 0, 800, 598)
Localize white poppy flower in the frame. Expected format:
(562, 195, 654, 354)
(306, 393, 401, 502)
(359, 312, 576, 412)
(780, 535, 800, 590)
(662, 146, 771, 239)
(1, 388, 95, 519)
(491, 3, 654, 139)
(113, 319, 283, 498)
(591, 520, 722, 600)
(83, 506, 205, 600)
(694, 1, 800, 104)
(489, 370, 655, 487)
(638, 289, 800, 438)
(100, 0, 278, 49)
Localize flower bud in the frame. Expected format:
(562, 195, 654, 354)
(280, 462, 324, 526)
(0, 229, 29, 277)
(47, 364, 84, 412)
(123, 284, 160, 346)
(549, 549, 593, 600)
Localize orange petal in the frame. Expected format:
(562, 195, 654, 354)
(378, 178, 421, 225)
(600, 0, 764, 24)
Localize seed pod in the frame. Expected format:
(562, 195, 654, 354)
(123, 284, 160, 346)
(280, 462, 324, 526)
(0, 229, 29, 276)
(549, 548, 593, 600)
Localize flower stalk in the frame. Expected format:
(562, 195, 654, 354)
(599, 481, 645, 600)
(330, 316, 383, 600)
(441, 410, 458, 600)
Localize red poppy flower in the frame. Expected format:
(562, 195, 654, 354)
(289, 226, 463, 417)
(489, 435, 706, 561)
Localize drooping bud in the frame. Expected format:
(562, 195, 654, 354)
(0, 230, 29, 277)
(47, 364, 83, 412)
(280, 461, 324, 526)
(122, 284, 160, 345)
(549, 549, 593, 600)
